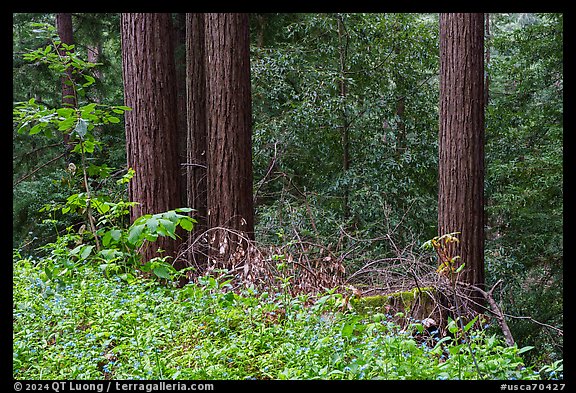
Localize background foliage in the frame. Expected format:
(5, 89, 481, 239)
(13, 12, 562, 371)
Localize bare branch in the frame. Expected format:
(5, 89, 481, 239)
(14, 151, 67, 186)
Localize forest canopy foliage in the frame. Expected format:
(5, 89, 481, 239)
(13, 13, 562, 380)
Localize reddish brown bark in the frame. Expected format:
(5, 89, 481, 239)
(185, 13, 208, 270)
(438, 13, 485, 300)
(174, 13, 188, 209)
(204, 13, 254, 265)
(121, 13, 182, 263)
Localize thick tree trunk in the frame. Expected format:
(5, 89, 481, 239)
(185, 13, 208, 271)
(204, 13, 254, 266)
(438, 13, 485, 306)
(121, 13, 182, 264)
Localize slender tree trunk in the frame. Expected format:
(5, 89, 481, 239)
(87, 43, 102, 81)
(204, 13, 254, 266)
(337, 15, 350, 223)
(393, 46, 406, 158)
(484, 13, 491, 108)
(55, 13, 75, 156)
(255, 14, 266, 49)
(185, 13, 208, 271)
(438, 13, 485, 307)
(121, 13, 182, 264)
(174, 13, 188, 209)
(395, 96, 406, 154)
(171, 13, 190, 275)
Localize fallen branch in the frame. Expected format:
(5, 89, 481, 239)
(460, 279, 515, 347)
(502, 314, 563, 337)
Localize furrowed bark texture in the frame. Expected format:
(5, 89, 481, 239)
(121, 13, 182, 263)
(438, 13, 485, 298)
(204, 13, 254, 263)
(185, 13, 208, 269)
(174, 13, 188, 209)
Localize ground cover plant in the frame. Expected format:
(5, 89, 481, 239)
(13, 253, 562, 380)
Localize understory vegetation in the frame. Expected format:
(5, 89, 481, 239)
(13, 12, 562, 380)
(13, 253, 561, 380)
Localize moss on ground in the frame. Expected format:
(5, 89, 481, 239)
(351, 287, 437, 321)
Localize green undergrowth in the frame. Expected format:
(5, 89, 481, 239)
(13, 254, 561, 380)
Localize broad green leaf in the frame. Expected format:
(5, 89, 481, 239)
(99, 249, 120, 261)
(448, 345, 461, 355)
(432, 336, 452, 351)
(144, 233, 158, 242)
(58, 117, 76, 131)
(447, 318, 459, 334)
(127, 224, 145, 245)
(464, 315, 479, 332)
(80, 245, 94, 260)
(119, 273, 136, 283)
(74, 118, 88, 139)
(110, 229, 122, 241)
(341, 322, 354, 338)
(29, 124, 42, 135)
(102, 231, 112, 247)
(98, 202, 110, 214)
(82, 75, 96, 87)
(146, 217, 159, 232)
(69, 244, 83, 255)
(517, 346, 534, 355)
(82, 140, 95, 153)
(179, 217, 194, 231)
(57, 108, 75, 118)
(102, 229, 121, 247)
(158, 218, 176, 235)
(162, 210, 179, 222)
(153, 266, 171, 279)
(80, 103, 97, 115)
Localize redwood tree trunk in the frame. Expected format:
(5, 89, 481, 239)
(204, 13, 254, 265)
(185, 13, 208, 270)
(121, 13, 182, 263)
(174, 13, 188, 209)
(438, 13, 485, 302)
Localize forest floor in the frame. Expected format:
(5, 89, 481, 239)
(13, 254, 559, 381)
